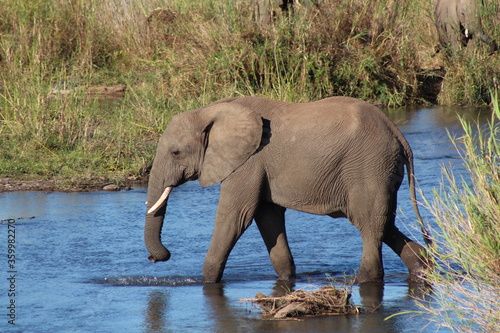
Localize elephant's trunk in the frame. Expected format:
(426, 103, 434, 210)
(144, 186, 172, 263)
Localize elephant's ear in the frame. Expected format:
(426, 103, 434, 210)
(198, 102, 263, 187)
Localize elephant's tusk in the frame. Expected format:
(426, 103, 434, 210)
(147, 186, 173, 215)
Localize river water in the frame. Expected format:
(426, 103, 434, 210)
(0, 106, 490, 332)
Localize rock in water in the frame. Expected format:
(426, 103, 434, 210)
(103, 184, 120, 191)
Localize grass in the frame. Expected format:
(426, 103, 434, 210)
(415, 93, 500, 331)
(0, 0, 499, 182)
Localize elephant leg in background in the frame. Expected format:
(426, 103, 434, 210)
(381, 192, 428, 280)
(254, 202, 296, 281)
(202, 169, 262, 283)
(383, 226, 428, 281)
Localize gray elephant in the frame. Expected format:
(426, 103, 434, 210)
(144, 96, 432, 283)
(254, 0, 294, 27)
(434, 0, 498, 53)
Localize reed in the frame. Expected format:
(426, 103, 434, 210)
(416, 93, 500, 331)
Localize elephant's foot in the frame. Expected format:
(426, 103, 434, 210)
(356, 234, 384, 283)
(202, 277, 221, 283)
(355, 266, 384, 284)
(276, 268, 296, 282)
(269, 255, 296, 281)
(355, 259, 384, 284)
(202, 259, 226, 283)
(202, 270, 223, 283)
(400, 241, 432, 282)
(384, 228, 432, 282)
(271, 255, 296, 281)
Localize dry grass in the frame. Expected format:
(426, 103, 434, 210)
(244, 286, 359, 319)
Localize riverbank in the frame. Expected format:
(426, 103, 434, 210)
(1, 0, 499, 184)
(0, 176, 147, 192)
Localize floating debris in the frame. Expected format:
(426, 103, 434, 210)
(243, 285, 359, 319)
(1, 216, 35, 223)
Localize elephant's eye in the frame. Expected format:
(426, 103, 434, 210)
(171, 150, 181, 158)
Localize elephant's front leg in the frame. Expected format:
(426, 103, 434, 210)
(254, 202, 296, 281)
(202, 173, 261, 283)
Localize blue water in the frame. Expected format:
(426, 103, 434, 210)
(0, 106, 488, 332)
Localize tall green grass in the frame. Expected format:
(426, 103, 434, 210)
(417, 93, 500, 331)
(0, 0, 499, 181)
(0, 81, 168, 179)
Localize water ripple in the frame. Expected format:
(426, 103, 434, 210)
(91, 276, 201, 286)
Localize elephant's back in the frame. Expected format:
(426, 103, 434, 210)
(271, 96, 396, 143)
(234, 95, 406, 157)
(260, 96, 406, 214)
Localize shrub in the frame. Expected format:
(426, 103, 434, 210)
(418, 93, 500, 331)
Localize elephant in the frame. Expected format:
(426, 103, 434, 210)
(254, 0, 294, 27)
(144, 96, 432, 284)
(434, 0, 498, 54)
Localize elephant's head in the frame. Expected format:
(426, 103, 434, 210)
(144, 102, 263, 263)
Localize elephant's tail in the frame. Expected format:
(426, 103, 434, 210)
(405, 148, 433, 247)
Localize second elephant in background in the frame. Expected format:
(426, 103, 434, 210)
(434, 0, 498, 54)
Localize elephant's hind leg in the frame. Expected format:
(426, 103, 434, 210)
(383, 226, 429, 281)
(255, 202, 296, 281)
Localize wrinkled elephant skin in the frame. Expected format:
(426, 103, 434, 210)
(144, 96, 432, 283)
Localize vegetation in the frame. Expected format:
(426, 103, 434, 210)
(0, 0, 499, 182)
(417, 93, 500, 331)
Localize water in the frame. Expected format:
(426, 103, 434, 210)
(0, 106, 489, 332)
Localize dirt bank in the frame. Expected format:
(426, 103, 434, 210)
(0, 176, 147, 192)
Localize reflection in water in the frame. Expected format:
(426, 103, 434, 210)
(359, 282, 385, 312)
(144, 291, 168, 332)
(203, 283, 242, 333)
(355, 282, 396, 333)
(357, 280, 432, 309)
(179, 280, 428, 333)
